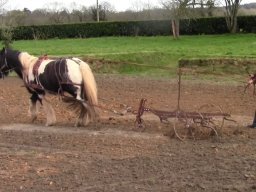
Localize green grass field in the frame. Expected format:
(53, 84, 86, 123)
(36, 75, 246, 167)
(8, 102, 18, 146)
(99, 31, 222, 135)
(10, 34, 256, 77)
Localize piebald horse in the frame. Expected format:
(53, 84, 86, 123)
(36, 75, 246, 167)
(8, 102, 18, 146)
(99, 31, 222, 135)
(0, 47, 98, 126)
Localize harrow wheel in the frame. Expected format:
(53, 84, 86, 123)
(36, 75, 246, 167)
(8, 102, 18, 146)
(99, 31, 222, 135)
(196, 103, 227, 138)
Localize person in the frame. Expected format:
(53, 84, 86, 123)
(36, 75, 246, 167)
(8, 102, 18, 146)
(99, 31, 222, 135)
(249, 111, 256, 128)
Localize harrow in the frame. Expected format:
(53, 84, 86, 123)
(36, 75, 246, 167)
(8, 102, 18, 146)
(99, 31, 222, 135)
(134, 69, 234, 140)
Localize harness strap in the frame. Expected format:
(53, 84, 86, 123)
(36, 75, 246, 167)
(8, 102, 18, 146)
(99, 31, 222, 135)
(33, 55, 48, 77)
(54, 58, 65, 96)
(26, 57, 83, 99)
(25, 55, 47, 92)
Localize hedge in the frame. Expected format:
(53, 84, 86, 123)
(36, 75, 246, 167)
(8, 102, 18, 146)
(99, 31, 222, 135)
(1, 15, 256, 40)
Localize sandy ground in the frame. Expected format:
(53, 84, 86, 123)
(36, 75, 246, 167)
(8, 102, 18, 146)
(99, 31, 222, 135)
(0, 75, 256, 191)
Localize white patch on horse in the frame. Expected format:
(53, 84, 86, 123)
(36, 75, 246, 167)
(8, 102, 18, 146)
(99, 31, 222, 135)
(19, 52, 37, 79)
(66, 58, 83, 100)
(67, 58, 83, 84)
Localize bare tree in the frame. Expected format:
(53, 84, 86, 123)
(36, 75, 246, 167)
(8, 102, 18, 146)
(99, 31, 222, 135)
(46, 2, 70, 24)
(90, 1, 114, 21)
(101, 1, 115, 12)
(71, 9, 84, 22)
(223, 0, 242, 33)
(161, 0, 216, 39)
(142, 0, 155, 19)
(0, 0, 7, 8)
(0, 0, 8, 24)
(130, 0, 144, 19)
(5, 10, 27, 26)
(161, 0, 187, 39)
(90, 5, 105, 21)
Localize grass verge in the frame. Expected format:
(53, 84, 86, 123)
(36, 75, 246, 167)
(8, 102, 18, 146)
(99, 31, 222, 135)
(10, 34, 256, 79)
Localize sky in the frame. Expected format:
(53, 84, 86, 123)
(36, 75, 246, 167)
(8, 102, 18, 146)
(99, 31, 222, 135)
(4, 0, 256, 12)
(5, 0, 161, 11)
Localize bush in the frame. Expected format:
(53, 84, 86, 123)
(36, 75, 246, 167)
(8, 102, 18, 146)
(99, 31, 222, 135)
(238, 16, 256, 33)
(2, 15, 255, 40)
(1, 27, 13, 48)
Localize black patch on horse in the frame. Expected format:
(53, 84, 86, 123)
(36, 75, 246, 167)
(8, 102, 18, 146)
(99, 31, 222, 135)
(37, 59, 79, 97)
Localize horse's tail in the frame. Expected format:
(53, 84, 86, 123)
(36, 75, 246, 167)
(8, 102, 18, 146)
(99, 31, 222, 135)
(79, 61, 98, 118)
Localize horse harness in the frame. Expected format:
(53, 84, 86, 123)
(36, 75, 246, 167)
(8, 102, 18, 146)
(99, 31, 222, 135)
(29, 55, 48, 91)
(24, 56, 81, 96)
(33, 55, 48, 78)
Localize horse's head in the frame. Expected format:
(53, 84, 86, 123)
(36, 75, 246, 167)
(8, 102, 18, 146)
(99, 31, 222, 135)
(0, 48, 9, 79)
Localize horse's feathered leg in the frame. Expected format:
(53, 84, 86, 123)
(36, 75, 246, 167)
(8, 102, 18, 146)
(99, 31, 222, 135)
(28, 99, 38, 122)
(74, 101, 88, 127)
(81, 101, 94, 125)
(28, 93, 41, 122)
(74, 98, 92, 127)
(41, 96, 56, 126)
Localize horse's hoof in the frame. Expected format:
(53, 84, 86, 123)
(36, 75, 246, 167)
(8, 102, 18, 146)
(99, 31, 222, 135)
(45, 122, 55, 126)
(31, 116, 37, 122)
(75, 122, 82, 127)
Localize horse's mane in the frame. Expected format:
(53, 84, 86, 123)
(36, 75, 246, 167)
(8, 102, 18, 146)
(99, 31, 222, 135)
(18, 52, 38, 70)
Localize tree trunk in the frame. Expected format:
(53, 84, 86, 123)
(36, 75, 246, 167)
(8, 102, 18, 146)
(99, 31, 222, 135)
(171, 19, 180, 39)
(224, 0, 240, 33)
(231, 16, 237, 33)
